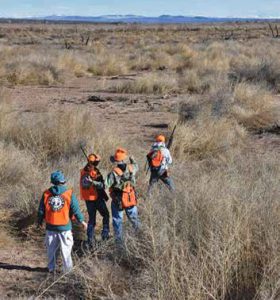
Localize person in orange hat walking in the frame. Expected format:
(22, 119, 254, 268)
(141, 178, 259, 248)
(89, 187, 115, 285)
(105, 148, 140, 243)
(147, 134, 175, 194)
(80, 153, 110, 247)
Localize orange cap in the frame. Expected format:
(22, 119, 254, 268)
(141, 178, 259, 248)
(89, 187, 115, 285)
(88, 154, 101, 162)
(114, 148, 128, 162)
(156, 134, 166, 143)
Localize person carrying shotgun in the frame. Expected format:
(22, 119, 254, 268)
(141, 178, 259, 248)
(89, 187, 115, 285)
(147, 128, 176, 194)
(80, 149, 110, 247)
(105, 148, 140, 244)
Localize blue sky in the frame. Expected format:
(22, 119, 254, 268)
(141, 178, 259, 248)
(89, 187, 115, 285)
(0, 0, 279, 18)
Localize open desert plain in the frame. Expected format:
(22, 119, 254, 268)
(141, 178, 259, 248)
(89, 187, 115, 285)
(0, 21, 280, 299)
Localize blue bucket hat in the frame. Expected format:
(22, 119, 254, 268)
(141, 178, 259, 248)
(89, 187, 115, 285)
(50, 170, 66, 185)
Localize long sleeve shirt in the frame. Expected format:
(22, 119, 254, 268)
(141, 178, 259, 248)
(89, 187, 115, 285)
(81, 165, 105, 189)
(151, 142, 173, 171)
(105, 159, 139, 190)
(38, 185, 84, 232)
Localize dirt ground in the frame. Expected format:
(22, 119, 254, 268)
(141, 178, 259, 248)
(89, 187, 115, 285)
(5, 75, 179, 145)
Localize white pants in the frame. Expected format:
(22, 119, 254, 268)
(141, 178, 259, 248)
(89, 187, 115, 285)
(45, 230, 74, 273)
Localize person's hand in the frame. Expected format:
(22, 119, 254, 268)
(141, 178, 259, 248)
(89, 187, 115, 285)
(81, 221, 88, 231)
(86, 175, 94, 183)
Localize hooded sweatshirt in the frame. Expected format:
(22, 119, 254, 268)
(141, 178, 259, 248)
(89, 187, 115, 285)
(38, 185, 84, 232)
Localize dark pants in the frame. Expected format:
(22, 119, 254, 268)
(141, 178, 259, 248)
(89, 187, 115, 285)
(148, 169, 175, 194)
(85, 199, 110, 242)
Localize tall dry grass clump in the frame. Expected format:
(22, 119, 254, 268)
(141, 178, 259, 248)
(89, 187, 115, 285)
(0, 93, 120, 220)
(0, 142, 45, 217)
(124, 149, 280, 300)
(0, 107, 119, 163)
(172, 117, 247, 161)
(113, 73, 178, 95)
(88, 54, 129, 76)
(232, 83, 280, 131)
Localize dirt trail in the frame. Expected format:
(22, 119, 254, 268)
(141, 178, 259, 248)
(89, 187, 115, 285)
(6, 76, 179, 146)
(0, 241, 47, 298)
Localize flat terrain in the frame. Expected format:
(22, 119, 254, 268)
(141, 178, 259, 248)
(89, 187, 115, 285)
(0, 21, 279, 299)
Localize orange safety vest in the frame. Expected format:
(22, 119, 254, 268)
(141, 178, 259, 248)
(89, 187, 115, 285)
(112, 164, 137, 209)
(80, 169, 98, 201)
(44, 189, 72, 226)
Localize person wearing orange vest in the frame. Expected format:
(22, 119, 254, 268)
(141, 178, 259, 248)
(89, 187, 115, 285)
(147, 134, 175, 194)
(105, 148, 140, 243)
(38, 170, 87, 273)
(80, 153, 110, 247)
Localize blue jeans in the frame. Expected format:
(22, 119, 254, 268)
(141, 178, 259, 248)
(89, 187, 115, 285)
(85, 199, 110, 242)
(148, 169, 175, 194)
(111, 201, 140, 243)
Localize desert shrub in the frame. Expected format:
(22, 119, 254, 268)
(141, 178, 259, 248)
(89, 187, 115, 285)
(230, 58, 280, 91)
(178, 69, 216, 94)
(57, 52, 88, 77)
(113, 73, 178, 95)
(88, 54, 129, 76)
(0, 94, 121, 219)
(129, 47, 175, 71)
(125, 150, 280, 299)
(232, 83, 280, 131)
(0, 142, 44, 216)
(196, 42, 231, 73)
(0, 108, 120, 164)
(0, 47, 90, 85)
(172, 117, 247, 161)
(5, 60, 61, 86)
(0, 47, 63, 85)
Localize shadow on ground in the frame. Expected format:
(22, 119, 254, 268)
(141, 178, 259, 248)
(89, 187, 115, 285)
(0, 262, 48, 273)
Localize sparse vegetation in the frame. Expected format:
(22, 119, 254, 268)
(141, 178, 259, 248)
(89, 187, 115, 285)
(0, 22, 280, 300)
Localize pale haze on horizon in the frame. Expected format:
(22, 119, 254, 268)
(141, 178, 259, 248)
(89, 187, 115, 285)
(0, 0, 279, 18)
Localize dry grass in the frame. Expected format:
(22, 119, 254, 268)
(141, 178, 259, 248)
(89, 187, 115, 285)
(0, 22, 280, 300)
(113, 73, 178, 95)
(88, 54, 129, 76)
(133, 150, 280, 299)
(232, 83, 280, 131)
(0, 93, 120, 219)
(172, 117, 247, 161)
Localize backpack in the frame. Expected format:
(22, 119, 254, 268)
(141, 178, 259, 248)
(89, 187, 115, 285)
(111, 164, 137, 209)
(147, 149, 164, 169)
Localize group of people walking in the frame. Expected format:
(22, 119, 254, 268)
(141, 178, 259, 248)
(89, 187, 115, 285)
(37, 134, 174, 274)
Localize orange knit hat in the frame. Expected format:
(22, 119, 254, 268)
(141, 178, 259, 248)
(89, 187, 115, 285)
(113, 148, 128, 162)
(156, 134, 166, 143)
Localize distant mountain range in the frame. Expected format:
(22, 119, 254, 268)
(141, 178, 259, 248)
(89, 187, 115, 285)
(27, 15, 279, 24)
